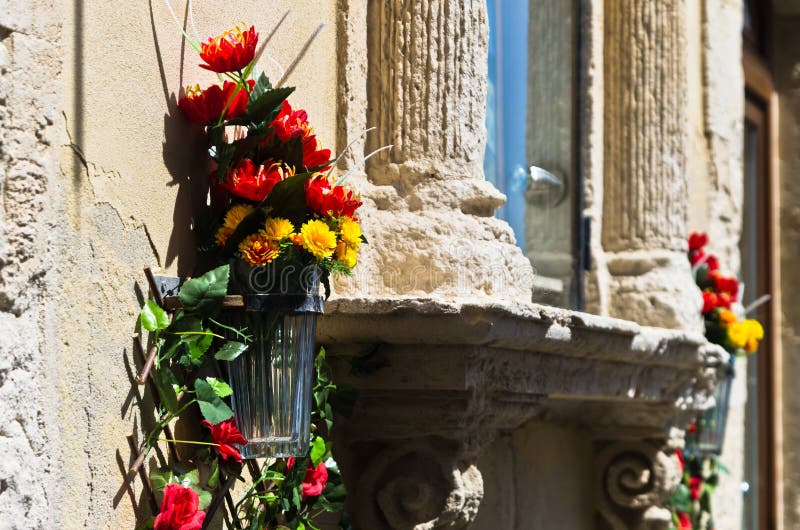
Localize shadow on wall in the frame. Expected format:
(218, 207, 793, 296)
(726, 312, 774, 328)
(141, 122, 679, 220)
(149, 0, 206, 277)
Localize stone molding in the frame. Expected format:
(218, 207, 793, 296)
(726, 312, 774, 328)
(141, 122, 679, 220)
(319, 297, 728, 528)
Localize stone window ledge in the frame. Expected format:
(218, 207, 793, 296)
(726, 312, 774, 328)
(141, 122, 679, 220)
(318, 297, 729, 440)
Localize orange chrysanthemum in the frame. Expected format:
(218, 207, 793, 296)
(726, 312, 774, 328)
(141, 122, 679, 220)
(238, 232, 280, 266)
(199, 24, 258, 73)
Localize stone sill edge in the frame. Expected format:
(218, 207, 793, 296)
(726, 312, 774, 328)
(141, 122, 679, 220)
(320, 296, 730, 370)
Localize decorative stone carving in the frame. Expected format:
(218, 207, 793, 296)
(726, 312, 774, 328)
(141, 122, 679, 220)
(601, 0, 703, 332)
(353, 440, 483, 529)
(595, 441, 683, 530)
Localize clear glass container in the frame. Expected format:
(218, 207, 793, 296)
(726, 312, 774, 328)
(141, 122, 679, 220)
(224, 309, 317, 459)
(687, 356, 736, 456)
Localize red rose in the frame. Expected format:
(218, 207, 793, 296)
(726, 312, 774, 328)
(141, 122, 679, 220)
(286, 457, 329, 499)
(712, 272, 739, 299)
(706, 254, 719, 271)
(199, 25, 258, 73)
(201, 418, 248, 463)
(678, 511, 692, 530)
(688, 232, 708, 251)
(154, 483, 206, 530)
(220, 159, 290, 202)
(689, 476, 702, 500)
(305, 177, 362, 218)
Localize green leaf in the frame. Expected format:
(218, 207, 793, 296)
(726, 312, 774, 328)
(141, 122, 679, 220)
(310, 436, 327, 466)
(140, 299, 169, 332)
(261, 172, 315, 226)
(179, 265, 230, 315)
(246, 74, 295, 121)
(195, 378, 233, 424)
(155, 367, 180, 414)
(185, 331, 213, 364)
(196, 489, 212, 511)
(215, 341, 248, 362)
(205, 376, 233, 398)
(149, 468, 173, 494)
(135, 516, 156, 530)
(207, 460, 220, 489)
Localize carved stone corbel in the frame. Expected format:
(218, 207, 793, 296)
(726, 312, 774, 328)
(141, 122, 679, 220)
(350, 439, 483, 530)
(595, 441, 683, 530)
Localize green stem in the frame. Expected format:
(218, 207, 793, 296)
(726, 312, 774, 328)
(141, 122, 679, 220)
(209, 317, 253, 343)
(158, 438, 220, 447)
(168, 330, 225, 339)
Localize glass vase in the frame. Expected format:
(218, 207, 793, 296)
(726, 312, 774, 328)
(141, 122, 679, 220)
(225, 309, 317, 459)
(223, 261, 322, 459)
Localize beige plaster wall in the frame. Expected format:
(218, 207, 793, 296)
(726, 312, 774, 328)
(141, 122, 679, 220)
(2, 1, 338, 527)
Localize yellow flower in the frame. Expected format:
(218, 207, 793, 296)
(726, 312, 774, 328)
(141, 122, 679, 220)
(335, 241, 358, 268)
(718, 309, 737, 325)
(299, 220, 337, 260)
(238, 231, 280, 265)
(339, 217, 362, 249)
(263, 217, 295, 241)
(728, 319, 764, 353)
(215, 204, 254, 246)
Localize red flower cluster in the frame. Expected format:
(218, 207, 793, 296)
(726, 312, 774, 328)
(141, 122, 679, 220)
(689, 232, 739, 314)
(305, 176, 362, 218)
(201, 418, 248, 463)
(219, 159, 293, 203)
(199, 25, 258, 73)
(269, 101, 331, 170)
(178, 80, 254, 125)
(286, 457, 329, 499)
(154, 483, 206, 530)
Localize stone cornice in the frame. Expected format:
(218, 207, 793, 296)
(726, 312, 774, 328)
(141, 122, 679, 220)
(319, 297, 729, 441)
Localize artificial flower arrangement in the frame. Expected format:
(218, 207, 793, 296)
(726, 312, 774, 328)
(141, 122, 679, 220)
(128, 21, 360, 530)
(669, 232, 765, 530)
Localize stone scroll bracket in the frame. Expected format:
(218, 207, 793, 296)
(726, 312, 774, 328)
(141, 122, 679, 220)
(332, 435, 484, 530)
(594, 440, 683, 530)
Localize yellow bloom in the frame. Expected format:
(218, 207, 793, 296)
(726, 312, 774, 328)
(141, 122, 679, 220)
(728, 319, 764, 353)
(335, 241, 358, 268)
(299, 220, 337, 260)
(238, 231, 280, 265)
(339, 217, 362, 249)
(263, 217, 295, 241)
(718, 309, 737, 325)
(215, 204, 254, 246)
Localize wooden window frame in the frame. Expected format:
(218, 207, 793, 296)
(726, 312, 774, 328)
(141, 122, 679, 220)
(743, 42, 783, 530)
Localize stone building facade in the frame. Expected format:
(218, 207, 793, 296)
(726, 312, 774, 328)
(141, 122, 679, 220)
(0, 0, 798, 529)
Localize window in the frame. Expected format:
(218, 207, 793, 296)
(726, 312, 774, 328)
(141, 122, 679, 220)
(484, 0, 582, 309)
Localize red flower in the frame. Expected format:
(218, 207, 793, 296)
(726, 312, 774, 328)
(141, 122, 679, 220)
(271, 100, 312, 142)
(677, 511, 692, 530)
(178, 81, 252, 125)
(702, 291, 732, 313)
(687, 421, 697, 434)
(286, 457, 329, 499)
(199, 25, 258, 73)
(305, 177, 362, 218)
(688, 232, 708, 251)
(220, 159, 293, 202)
(711, 271, 739, 299)
(201, 418, 248, 463)
(706, 254, 719, 271)
(675, 450, 685, 472)
(302, 136, 332, 170)
(154, 483, 206, 530)
(689, 249, 706, 267)
(689, 476, 702, 500)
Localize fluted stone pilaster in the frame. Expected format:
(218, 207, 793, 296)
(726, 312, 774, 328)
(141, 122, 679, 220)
(601, 0, 702, 331)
